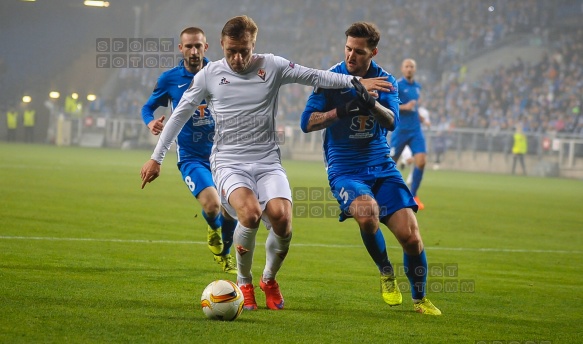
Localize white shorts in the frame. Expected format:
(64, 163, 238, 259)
(213, 162, 292, 220)
(399, 145, 413, 165)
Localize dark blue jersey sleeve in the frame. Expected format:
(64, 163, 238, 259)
(300, 89, 329, 133)
(377, 74, 400, 130)
(141, 74, 170, 126)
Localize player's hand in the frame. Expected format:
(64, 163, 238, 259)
(356, 76, 393, 94)
(140, 159, 161, 189)
(351, 77, 376, 109)
(147, 115, 165, 135)
(336, 98, 362, 119)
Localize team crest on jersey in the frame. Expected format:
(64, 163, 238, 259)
(219, 77, 230, 85)
(257, 68, 266, 80)
(289, 61, 295, 69)
(236, 245, 250, 256)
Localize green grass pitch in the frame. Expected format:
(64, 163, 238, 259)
(1, 143, 582, 343)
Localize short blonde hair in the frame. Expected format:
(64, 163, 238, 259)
(221, 15, 258, 42)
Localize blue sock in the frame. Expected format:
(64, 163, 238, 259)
(201, 211, 221, 230)
(403, 250, 427, 300)
(221, 216, 237, 255)
(360, 229, 394, 276)
(410, 166, 424, 197)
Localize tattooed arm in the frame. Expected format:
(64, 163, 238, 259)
(370, 102, 395, 131)
(304, 109, 340, 133)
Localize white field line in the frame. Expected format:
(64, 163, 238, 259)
(0, 235, 580, 254)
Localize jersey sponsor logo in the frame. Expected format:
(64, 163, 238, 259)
(219, 77, 230, 85)
(178, 83, 188, 88)
(257, 68, 266, 80)
(196, 104, 208, 118)
(350, 115, 374, 132)
(348, 115, 375, 139)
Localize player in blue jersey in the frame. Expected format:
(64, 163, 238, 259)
(141, 27, 237, 274)
(390, 59, 427, 210)
(300, 22, 441, 315)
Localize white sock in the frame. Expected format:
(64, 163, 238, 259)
(406, 165, 414, 186)
(234, 223, 258, 286)
(262, 230, 292, 281)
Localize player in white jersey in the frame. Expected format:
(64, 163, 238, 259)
(141, 15, 392, 311)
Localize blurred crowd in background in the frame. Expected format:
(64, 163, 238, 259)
(2, 0, 582, 139)
(107, 0, 581, 135)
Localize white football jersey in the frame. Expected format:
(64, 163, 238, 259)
(151, 54, 355, 168)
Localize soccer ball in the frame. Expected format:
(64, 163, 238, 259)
(200, 280, 244, 321)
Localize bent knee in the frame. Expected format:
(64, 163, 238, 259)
(269, 209, 292, 229)
(201, 202, 221, 218)
(236, 206, 262, 228)
(396, 225, 422, 250)
(355, 216, 379, 233)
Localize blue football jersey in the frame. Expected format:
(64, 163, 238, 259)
(395, 77, 422, 132)
(141, 58, 214, 163)
(301, 60, 400, 176)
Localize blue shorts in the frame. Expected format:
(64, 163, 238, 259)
(329, 162, 418, 222)
(178, 160, 215, 198)
(390, 129, 426, 161)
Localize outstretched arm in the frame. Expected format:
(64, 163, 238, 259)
(278, 55, 393, 91)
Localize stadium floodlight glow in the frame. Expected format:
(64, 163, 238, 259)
(84, 1, 110, 7)
(87, 94, 97, 101)
(22, 96, 32, 103)
(71, 93, 79, 100)
(49, 91, 60, 99)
